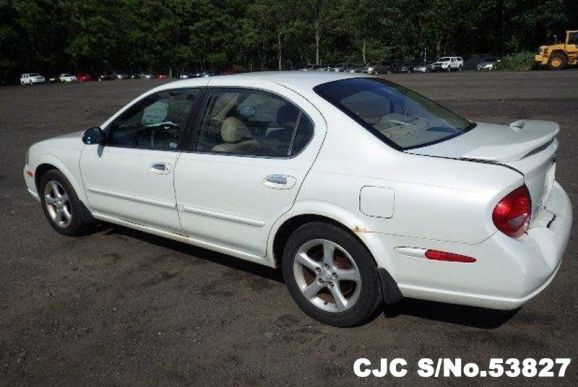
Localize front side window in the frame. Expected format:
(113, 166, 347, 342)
(107, 88, 200, 150)
(314, 78, 474, 150)
(194, 88, 313, 157)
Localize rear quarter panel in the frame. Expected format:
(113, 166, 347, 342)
(283, 99, 524, 267)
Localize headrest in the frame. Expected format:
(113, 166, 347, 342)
(276, 104, 299, 129)
(221, 117, 250, 143)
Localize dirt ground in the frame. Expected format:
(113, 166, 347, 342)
(0, 71, 577, 386)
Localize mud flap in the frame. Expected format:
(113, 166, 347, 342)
(377, 268, 403, 305)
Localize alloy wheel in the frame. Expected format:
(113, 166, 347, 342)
(44, 180, 72, 228)
(293, 239, 362, 313)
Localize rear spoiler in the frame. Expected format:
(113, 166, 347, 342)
(462, 120, 559, 162)
(509, 120, 560, 134)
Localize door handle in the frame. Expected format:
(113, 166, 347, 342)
(263, 174, 296, 190)
(150, 162, 172, 175)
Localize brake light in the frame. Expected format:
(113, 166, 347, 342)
(492, 186, 531, 238)
(425, 250, 476, 263)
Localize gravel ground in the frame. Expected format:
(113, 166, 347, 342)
(0, 70, 577, 386)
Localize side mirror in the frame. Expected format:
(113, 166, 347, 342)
(82, 127, 104, 145)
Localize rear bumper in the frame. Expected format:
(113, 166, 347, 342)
(387, 181, 572, 310)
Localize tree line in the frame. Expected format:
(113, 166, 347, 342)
(1, 0, 576, 80)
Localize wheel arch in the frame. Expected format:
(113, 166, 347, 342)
(34, 156, 87, 203)
(268, 202, 395, 272)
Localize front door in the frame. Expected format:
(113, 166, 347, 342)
(174, 81, 326, 258)
(80, 88, 202, 232)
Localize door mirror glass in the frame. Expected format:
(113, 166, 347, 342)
(82, 127, 104, 145)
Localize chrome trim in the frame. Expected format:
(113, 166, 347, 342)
(181, 204, 265, 227)
(87, 186, 176, 209)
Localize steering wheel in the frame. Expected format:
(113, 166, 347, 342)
(150, 122, 180, 147)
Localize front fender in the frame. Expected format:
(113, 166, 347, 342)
(34, 154, 88, 204)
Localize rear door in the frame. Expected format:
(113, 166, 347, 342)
(174, 80, 326, 257)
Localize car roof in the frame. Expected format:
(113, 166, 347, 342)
(156, 71, 366, 94)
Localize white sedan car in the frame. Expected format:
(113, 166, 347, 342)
(20, 73, 45, 85)
(23, 72, 572, 326)
(58, 73, 77, 82)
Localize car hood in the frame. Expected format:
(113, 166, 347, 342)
(408, 120, 559, 220)
(52, 130, 84, 140)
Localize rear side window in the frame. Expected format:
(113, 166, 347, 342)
(194, 88, 313, 157)
(314, 78, 474, 150)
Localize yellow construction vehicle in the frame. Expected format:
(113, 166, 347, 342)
(535, 30, 578, 70)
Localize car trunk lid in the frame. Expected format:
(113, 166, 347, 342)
(408, 120, 559, 222)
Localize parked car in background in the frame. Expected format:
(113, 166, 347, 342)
(391, 61, 412, 73)
(112, 72, 129, 80)
(412, 63, 429, 73)
(98, 73, 113, 81)
(76, 73, 94, 82)
(345, 64, 364, 73)
(463, 54, 497, 70)
(20, 73, 45, 85)
(300, 64, 322, 71)
(431, 56, 463, 72)
(363, 62, 392, 74)
(139, 72, 155, 79)
(24, 72, 571, 327)
(58, 73, 77, 83)
(156, 74, 169, 80)
(194, 71, 215, 78)
(332, 63, 351, 72)
(477, 57, 500, 71)
(179, 73, 192, 79)
(317, 64, 335, 71)
(48, 75, 59, 83)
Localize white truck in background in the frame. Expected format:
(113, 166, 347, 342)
(431, 56, 463, 72)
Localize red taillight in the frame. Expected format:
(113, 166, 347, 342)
(492, 185, 531, 238)
(425, 249, 477, 263)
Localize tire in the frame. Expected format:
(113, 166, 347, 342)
(548, 53, 567, 70)
(39, 169, 95, 236)
(282, 222, 382, 327)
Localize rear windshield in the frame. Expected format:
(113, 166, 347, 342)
(314, 78, 475, 150)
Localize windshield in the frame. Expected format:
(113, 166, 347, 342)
(314, 78, 475, 150)
(439, 57, 450, 61)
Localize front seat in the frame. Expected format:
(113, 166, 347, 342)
(211, 116, 260, 154)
